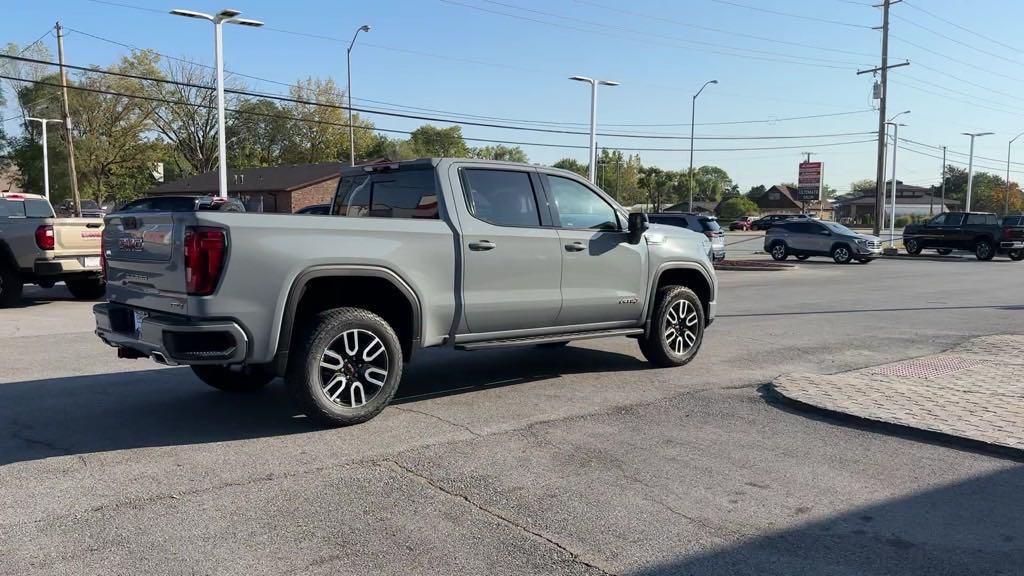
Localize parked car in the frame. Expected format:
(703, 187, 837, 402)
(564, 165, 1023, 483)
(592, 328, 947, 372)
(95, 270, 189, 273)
(95, 159, 717, 426)
(902, 211, 1011, 261)
(728, 216, 755, 231)
(752, 214, 795, 231)
(1001, 214, 1024, 261)
(295, 203, 331, 215)
(116, 195, 246, 213)
(647, 212, 726, 261)
(765, 219, 882, 264)
(0, 193, 104, 306)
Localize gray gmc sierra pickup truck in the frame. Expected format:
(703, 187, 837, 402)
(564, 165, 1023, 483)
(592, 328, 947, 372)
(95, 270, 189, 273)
(95, 159, 717, 426)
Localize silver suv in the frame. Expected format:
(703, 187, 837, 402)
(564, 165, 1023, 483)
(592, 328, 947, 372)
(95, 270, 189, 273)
(765, 219, 882, 264)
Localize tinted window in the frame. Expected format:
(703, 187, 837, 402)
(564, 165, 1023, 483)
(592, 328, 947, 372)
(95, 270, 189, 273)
(966, 213, 998, 225)
(648, 215, 692, 230)
(943, 213, 965, 226)
(4, 200, 27, 217)
(119, 197, 198, 213)
(698, 217, 721, 232)
(24, 198, 54, 218)
(1004, 216, 1022, 226)
(462, 169, 540, 227)
(928, 213, 947, 226)
(547, 176, 618, 230)
(824, 221, 855, 235)
(0, 200, 9, 218)
(334, 169, 439, 219)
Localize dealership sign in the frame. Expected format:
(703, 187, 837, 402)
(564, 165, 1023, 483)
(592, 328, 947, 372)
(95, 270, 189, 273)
(797, 161, 823, 201)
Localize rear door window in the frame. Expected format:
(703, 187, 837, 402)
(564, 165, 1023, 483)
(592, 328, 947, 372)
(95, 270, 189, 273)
(0, 199, 9, 218)
(461, 169, 540, 227)
(698, 218, 721, 232)
(4, 200, 27, 217)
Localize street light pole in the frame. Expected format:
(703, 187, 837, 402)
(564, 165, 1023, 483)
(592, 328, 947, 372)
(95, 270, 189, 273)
(940, 145, 947, 213)
(171, 8, 263, 198)
(347, 24, 371, 166)
(961, 132, 993, 211)
(689, 79, 717, 213)
(1006, 131, 1024, 215)
(884, 121, 905, 248)
(24, 117, 63, 200)
(569, 76, 619, 183)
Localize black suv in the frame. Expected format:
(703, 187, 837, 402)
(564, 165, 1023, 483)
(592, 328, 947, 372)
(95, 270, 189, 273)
(902, 212, 1012, 261)
(647, 212, 725, 260)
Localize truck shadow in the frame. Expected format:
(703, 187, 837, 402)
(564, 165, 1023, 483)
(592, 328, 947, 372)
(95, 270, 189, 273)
(0, 345, 647, 466)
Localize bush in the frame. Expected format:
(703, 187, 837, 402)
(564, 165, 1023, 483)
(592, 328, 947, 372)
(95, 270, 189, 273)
(719, 197, 759, 221)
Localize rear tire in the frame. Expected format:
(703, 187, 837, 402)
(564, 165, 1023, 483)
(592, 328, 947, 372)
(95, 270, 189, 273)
(831, 244, 853, 264)
(1010, 249, 1024, 261)
(769, 242, 788, 261)
(0, 264, 24, 308)
(904, 238, 922, 255)
(975, 239, 996, 261)
(287, 307, 403, 427)
(638, 286, 705, 368)
(66, 278, 106, 300)
(191, 364, 276, 393)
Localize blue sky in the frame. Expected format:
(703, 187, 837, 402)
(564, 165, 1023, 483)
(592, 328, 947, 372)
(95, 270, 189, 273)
(5, 0, 1024, 193)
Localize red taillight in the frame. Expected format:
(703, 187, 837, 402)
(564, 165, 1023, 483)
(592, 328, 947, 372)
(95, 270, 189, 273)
(184, 226, 227, 296)
(35, 225, 54, 250)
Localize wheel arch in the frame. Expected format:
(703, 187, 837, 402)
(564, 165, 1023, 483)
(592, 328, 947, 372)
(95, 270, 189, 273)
(644, 263, 714, 337)
(275, 265, 423, 374)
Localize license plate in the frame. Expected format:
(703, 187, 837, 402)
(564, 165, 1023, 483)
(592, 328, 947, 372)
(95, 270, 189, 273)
(79, 256, 101, 268)
(133, 310, 148, 336)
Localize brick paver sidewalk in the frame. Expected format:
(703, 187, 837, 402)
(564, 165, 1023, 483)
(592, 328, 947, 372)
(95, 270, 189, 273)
(772, 335, 1024, 451)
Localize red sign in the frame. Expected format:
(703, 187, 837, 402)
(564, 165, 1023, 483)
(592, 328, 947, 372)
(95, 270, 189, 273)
(797, 161, 823, 201)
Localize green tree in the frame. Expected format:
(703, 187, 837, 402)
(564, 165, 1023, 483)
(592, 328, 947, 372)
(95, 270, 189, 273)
(718, 196, 759, 220)
(596, 149, 644, 205)
(406, 124, 469, 157)
(552, 157, 587, 177)
(639, 166, 676, 209)
(822, 183, 838, 199)
(227, 98, 293, 168)
(282, 77, 375, 164)
(673, 165, 734, 203)
(747, 184, 767, 197)
(470, 144, 528, 162)
(850, 179, 875, 193)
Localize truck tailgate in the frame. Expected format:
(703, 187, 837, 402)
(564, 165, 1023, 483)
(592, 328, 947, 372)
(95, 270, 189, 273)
(50, 217, 104, 257)
(104, 212, 189, 314)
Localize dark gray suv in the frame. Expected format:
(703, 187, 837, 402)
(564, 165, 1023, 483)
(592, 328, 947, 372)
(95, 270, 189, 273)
(765, 220, 882, 264)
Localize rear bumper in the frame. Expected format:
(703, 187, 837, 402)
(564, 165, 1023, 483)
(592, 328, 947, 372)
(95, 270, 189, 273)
(94, 303, 248, 366)
(34, 256, 101, 277)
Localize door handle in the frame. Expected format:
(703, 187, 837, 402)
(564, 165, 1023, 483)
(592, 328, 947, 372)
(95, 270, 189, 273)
(564, 242, 585, 252)
(468, 240, 496, 251)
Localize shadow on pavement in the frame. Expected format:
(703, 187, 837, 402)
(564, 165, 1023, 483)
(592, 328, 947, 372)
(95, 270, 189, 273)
(0, 344, 647, 466)
(628, 466, 1024, 576)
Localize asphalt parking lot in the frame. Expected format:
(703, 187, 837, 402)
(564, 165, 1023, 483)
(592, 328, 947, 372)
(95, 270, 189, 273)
(2, 257, 1022, 575)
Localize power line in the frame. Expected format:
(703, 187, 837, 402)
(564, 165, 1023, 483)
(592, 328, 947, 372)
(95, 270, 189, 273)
(708, 0, 873, 29)
(891, 14, 1024, 68)
(438, 0, 864, 69)
(573, 0, 878, 58)
(0, 73, 880, 153)
(0, 54, 878, 142)
(890, 34, 1024, 85)
(901, 0, 1019, 55)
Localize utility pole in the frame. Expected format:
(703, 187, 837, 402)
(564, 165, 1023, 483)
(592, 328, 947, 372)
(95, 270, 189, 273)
(858, 0, 909, 236)
(55, 22, 82, 217)
(939, 146, 947, 213)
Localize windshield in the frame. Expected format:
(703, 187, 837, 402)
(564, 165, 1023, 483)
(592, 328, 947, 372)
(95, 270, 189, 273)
(824, 221, 856, 235)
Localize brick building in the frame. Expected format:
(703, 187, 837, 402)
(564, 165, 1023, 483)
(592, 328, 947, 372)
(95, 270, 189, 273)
(147, 162, 342, 213)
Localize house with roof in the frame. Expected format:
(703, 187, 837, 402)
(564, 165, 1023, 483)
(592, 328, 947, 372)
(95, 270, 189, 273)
(831, 181, 959, 225)
(746, 184, 833, 219)
(146, 162, 343, 213)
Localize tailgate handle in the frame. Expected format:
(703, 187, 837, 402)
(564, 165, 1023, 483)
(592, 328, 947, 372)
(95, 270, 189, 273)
(86, 222, 102, 228)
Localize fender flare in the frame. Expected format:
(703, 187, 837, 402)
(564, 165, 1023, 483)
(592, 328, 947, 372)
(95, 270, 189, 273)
(274, 264, 423, 361)
(642, 262, 715, 336)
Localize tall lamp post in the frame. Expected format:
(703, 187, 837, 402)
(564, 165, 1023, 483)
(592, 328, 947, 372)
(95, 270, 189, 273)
(883, 110, 909, 249)
(171, 8, 263, 198)
(961, 131, 994, 211)
(569, 75, 619, 184)
(1006, 131, 1024, 215)
(24, 117, 64, 200)
(688, 79, 717, 213)
(347, 24, 371, 166)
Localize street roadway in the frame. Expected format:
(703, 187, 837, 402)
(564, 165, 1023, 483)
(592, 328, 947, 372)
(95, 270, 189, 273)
(1, 257, 1022, 575)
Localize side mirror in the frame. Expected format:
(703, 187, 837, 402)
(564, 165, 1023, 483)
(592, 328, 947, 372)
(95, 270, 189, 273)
(628, 212, 649, 244)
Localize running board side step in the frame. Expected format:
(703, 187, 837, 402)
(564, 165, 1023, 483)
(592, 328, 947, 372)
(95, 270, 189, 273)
(455, 328, 644, 350)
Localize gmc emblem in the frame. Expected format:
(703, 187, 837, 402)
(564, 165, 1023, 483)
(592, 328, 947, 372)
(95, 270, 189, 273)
(119, 236, 144, 252)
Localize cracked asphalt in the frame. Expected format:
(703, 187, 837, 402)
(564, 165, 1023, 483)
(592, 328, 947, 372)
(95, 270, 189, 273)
(2, 257, 1022, 575)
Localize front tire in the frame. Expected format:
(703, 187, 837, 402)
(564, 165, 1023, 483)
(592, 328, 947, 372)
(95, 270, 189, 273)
(832, 244, 853, 264)
(638, 286, 705, 368)
(66, 278, 106, 300)
(904, 238, 922, 255)
(0, 264, 24, 308)
(975, 239, 996, 261)
(287, 307, 403, 427)
(191, 364, 276, 393)
(769, 242, 788, 261)
(1010, 249, 1024, 261)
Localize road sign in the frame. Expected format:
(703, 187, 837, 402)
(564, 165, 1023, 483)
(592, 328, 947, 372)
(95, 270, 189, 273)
(797, 161, 823, 201)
